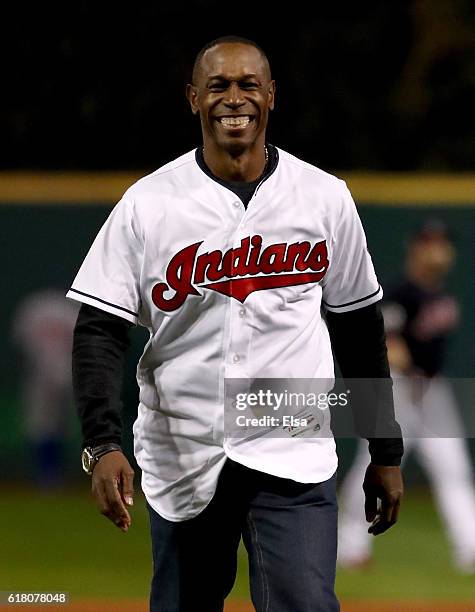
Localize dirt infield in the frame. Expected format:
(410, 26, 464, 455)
(5, 600, 475, 611)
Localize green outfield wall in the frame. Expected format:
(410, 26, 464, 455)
(1, 173, 474, 481)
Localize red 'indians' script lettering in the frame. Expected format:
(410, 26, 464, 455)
(152, 235, 329, 312)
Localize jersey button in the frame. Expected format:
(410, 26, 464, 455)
(233, 201, 241, 208)
(238, 308, 246, 317)
(232, 354, 241, 363)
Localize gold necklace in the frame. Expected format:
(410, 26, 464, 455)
(203, 146, 268, 162)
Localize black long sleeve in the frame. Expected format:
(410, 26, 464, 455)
(326, 302, 404, 466)
(72, 303, 133, 448)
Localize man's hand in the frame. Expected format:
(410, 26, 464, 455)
(363, 464, 403, 535)
(91, 451, 135, 532)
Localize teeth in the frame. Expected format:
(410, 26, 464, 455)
(220, 116, 250, 127)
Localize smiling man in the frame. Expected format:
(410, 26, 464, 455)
(187, 40, 274, 181)
(68, 36, 404, 612)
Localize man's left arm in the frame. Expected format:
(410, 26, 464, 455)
(326, 301, 404, 535)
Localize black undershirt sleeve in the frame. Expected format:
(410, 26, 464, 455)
(325, 302, 404, 466)
(72, 303, 133, 448)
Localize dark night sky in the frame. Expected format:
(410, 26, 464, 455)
(3, 1, 475, 171)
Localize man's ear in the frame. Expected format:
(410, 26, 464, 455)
(268, 80, 276, 111)
(186, 84, 199, 115)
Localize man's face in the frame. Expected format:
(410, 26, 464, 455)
(411, 236, 456, 280)
(187, 43, 275, 153)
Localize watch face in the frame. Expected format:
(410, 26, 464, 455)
(81, 448, 95, 474)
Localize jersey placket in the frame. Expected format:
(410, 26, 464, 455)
(219, 196, 255, 444)
(223, 196, 251, 372)
(222, 184, 274, 384)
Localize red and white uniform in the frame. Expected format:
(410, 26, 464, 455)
(67, 147, 382, 521)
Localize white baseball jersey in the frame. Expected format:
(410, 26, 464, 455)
(67, 147, 382, 521)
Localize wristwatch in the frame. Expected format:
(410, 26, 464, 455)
(81, 443, 122, 475)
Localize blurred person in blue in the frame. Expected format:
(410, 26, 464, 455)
(12, 289, 79, 486)
(338, 219, 475, 573)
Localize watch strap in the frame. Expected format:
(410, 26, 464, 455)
(82, 443, 122, 475)
(91, 443, 122, 460)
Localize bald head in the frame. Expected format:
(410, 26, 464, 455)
(192, 36, 271, 85)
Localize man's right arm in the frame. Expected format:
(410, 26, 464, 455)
(72, 303, 136, 532)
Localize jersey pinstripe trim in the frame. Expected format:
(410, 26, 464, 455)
(68, 288, 138, 317)
(322, 285, 382, 309)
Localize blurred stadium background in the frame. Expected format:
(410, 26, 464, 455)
(1, 1, 475, 610)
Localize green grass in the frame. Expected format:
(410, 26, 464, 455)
(0, 487, 473, 601)
(335, 491, 475, 601)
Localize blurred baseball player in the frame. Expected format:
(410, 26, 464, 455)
(338, 220, 475, 574)
(68, 36, 404, 611)
(12, 289, 78, 486)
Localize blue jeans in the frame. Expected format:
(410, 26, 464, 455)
(147, 458, 339, 612)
